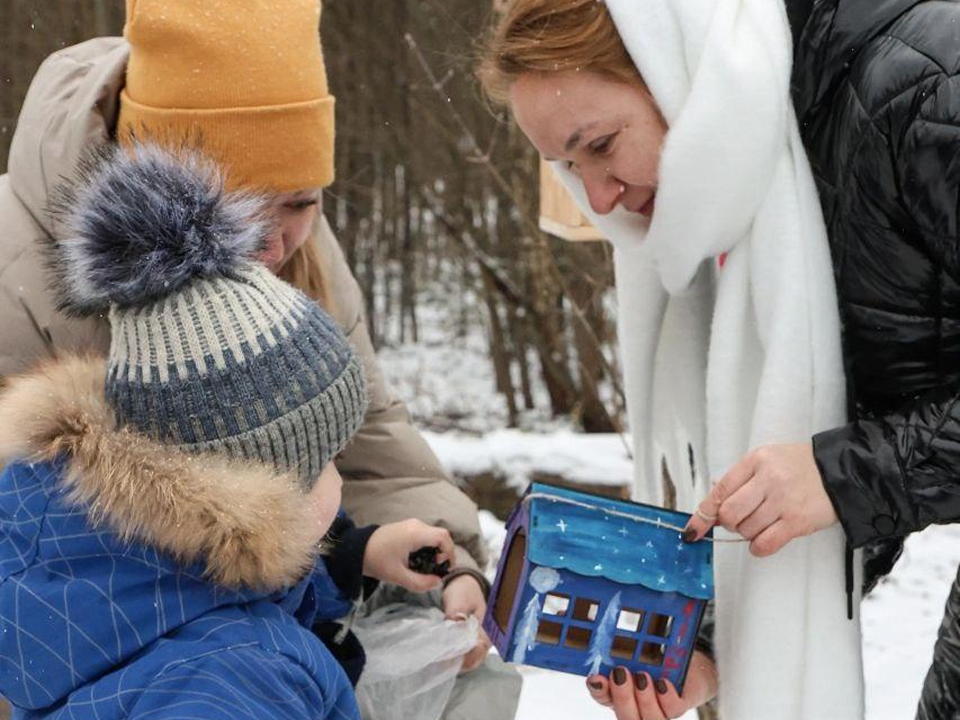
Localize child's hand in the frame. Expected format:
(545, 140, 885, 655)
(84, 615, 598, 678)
(363, 519, 456, 593)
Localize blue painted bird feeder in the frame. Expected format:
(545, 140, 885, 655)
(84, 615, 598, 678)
(483, 483, 714, 691)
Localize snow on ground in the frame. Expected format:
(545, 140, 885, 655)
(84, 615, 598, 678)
(423, 429, 633, 490)
(862, 524, 960, 720)
(376, 301, 557, 435)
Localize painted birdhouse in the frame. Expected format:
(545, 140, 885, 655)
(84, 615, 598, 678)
(483, 483, 713, 690)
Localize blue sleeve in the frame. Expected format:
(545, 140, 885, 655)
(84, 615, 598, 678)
(126, 647, 359, 720)
(311, 553, 358, 622)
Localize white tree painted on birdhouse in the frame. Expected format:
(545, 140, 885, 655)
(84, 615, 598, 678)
(586, 590, 622, 675)
(512, 566, 561, 664)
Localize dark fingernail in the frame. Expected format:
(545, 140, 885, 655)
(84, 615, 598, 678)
(655, 679, 668, 694)
(613, 667, 627, 685)
(634, 672, 648, 690)
(683, 528, 698, 543)
(588, 678, 603, 690)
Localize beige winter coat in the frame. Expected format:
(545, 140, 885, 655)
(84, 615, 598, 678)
(0, 37, 487, 574)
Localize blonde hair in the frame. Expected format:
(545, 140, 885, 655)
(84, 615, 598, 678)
(478, 0, 641, 105)
(279, 230, 332, 311)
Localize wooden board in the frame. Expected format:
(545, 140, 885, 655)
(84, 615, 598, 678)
(539, 158, 605, 242)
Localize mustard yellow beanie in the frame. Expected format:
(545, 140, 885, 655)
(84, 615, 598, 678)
(117, 0, 335, 192)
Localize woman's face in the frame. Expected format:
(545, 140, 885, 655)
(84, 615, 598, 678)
(306, 462, 343, 542)
(259, 189, 321, 273)
(510, 69, 666, 218)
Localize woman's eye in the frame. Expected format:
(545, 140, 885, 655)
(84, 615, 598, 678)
(285, 200, 318, 212)
(590, 134, 616, 154)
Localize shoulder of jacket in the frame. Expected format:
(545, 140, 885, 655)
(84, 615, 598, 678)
(848, 6, 959, 119)
(0, 175, 42, 276)
(36, 37, 127, 74)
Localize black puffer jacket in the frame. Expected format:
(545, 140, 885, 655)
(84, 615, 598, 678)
(788, 1, 960, 717)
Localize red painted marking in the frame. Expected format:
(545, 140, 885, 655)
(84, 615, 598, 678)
(718, 252, 728, 268)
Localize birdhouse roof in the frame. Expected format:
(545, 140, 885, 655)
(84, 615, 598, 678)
(523, 483, 714, 600)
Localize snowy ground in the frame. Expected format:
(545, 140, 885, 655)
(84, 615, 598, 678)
(378, 305, 960, 719)
(862, 524, 960, 720)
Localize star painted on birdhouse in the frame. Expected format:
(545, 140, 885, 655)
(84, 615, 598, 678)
(618, 527, 629, 537)
(645, 540, 654, 548)
(594, 564, 603, 571)
(658, 575, 666, 586)
(676, 542, 685, 551)
(556, 519, 567, 533)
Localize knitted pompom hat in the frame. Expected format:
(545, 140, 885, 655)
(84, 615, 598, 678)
(46, 141, 366, 488)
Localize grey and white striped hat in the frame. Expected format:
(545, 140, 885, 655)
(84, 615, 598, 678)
(47, 142, 366, 488)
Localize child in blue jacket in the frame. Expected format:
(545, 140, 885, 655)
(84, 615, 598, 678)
(0, 142, 456, 719)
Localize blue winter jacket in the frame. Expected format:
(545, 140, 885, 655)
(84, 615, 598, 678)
(0, 356, 361, 720)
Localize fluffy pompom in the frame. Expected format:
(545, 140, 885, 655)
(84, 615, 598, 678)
(45, 141, 271, 314)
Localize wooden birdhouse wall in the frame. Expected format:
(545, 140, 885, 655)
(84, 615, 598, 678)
(538, 158, 605, 242)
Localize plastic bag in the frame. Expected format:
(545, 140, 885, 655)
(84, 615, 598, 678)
(352, 603, 479, 720)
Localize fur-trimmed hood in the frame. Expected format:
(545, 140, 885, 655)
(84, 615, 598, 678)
(0, 354, 322, 591)
(0, 355, 356, 711)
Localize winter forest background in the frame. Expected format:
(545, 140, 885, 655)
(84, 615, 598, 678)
(3, 2, 959, 720)
(2, 0, 624, 438)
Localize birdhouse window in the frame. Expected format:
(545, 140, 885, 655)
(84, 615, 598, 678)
(611, 635, 639, 661)
(572, 598, 600, 622)
(646, 613, 674, 638)
(640, 642, 666, 667)
(563, 626, 593, 651)
(536, 620, 564, 645)
(616, 608, 644, 633)
(542, 593, 570, 617)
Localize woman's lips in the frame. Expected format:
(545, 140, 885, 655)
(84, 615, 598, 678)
(638, 193, 656, 218)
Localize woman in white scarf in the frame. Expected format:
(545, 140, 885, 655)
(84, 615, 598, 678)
(479, 1, 862, 718)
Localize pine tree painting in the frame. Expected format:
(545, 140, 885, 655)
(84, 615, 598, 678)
(512, 566, 561, 664)
(586, 590, 622, 675)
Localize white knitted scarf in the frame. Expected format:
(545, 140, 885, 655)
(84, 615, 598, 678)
(552, 1, 864, 717)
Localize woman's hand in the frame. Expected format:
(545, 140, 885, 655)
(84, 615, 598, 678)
(442, 574, 493, 673)
(585, 652, 718, 719)
(363, 519, 456, 593)
(684, 443, 838, 556)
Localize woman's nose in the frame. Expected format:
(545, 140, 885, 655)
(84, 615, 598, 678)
(582, 171, 622, 216)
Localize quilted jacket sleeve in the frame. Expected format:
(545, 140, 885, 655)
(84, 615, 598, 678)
(813, 74, 960, 549)
(127, 647, 359, 720)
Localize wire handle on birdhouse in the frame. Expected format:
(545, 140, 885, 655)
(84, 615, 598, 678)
(521, 492, 747, 543)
